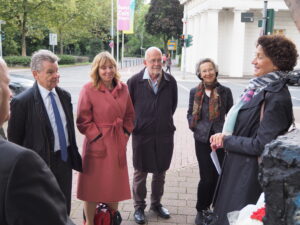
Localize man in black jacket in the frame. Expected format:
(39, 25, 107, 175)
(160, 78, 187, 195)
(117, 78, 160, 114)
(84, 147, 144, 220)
(127, 47, 178, 224)
(7, 50, 82, 215)
(0, 58, 74, 225)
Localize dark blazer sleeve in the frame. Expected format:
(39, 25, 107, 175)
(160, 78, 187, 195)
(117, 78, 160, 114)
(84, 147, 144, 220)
(226, 87, 234, 113)
(187, 87, 196, 131)
(224, 90, 293, 156)
(127, 77, 135, 105)
(7, 97, 26, 145)
(172, 78, 178, 115)
(5, 149, 73, 225)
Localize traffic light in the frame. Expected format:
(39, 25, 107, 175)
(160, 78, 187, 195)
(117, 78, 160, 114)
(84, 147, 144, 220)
(0, 31, 4, 41)
(180, 35, 185, 47)
(186, 34, 193, 47)
(266, 9, 275, 35)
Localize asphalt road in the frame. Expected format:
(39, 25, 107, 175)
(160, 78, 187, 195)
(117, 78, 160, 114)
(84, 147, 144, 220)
(11, 64, 300, 111)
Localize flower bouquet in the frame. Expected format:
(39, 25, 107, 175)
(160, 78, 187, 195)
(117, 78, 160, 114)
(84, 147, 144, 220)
(228, 193, 265, 225)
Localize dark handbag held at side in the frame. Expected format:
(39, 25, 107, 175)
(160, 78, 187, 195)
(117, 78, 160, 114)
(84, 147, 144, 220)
(83, 203, 122, 225)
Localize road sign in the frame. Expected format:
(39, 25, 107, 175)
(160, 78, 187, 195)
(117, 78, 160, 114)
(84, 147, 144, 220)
(167, 40, 177, 51)
(241, 12, 254, 22)
(49, 33, 57, 46)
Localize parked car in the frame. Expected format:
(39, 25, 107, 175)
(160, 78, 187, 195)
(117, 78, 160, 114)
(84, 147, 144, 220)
(287, 70, 300, 86)
(9, 73, 34, 96)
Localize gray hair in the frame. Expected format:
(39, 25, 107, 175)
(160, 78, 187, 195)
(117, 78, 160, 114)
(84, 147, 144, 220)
(30, 50, 59, 71)
(144, 47, 162, 60)
(195, 58, 218, 78)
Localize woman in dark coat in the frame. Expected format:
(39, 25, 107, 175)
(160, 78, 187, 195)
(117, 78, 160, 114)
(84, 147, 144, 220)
(210, 35, 298, 225)
(187, 58, 233, 225)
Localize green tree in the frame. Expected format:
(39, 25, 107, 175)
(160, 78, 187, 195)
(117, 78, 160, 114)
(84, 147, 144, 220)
(125, 0, 163, 57)
(0, 0, 57, 56)
(47, 0, 110, 54)
(144, 0, 183, 52)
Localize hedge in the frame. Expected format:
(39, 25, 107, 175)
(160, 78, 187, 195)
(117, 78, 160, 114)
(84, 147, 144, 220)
(4, 56, 31, 67)
(4, 54, 89, 67)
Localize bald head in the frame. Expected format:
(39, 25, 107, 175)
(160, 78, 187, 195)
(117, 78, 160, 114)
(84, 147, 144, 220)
(0, 58, 11, 126)
(143, 47, 163, 79)
(144, 47, 162, 60)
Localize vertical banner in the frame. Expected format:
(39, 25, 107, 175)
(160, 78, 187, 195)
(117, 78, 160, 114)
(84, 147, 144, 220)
(117, 0, 131, 31)
(124, 0, 135, 34)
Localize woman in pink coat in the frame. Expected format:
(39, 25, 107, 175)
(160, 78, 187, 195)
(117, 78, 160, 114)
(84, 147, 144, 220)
(76, 51, 135, 225)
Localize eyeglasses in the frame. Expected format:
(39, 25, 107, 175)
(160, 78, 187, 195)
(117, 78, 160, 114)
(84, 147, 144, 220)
(147, 59, 162, 64)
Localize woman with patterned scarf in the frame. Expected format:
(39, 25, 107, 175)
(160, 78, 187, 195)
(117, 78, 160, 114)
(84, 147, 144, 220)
(209, 35, 298, 225)
(187, 58, 233, 225)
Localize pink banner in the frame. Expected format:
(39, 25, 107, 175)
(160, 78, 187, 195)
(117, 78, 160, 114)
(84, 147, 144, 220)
(117, 0, 131, 31)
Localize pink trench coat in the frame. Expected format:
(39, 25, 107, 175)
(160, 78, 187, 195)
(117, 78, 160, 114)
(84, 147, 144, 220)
(76, 81, 135, 202)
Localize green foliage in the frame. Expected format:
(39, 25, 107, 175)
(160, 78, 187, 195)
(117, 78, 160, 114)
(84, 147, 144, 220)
(145, 0, 183, 51)
(3, 56, 31, 67)
(58, 55, 76, 64)
(125, 0, 164, 57)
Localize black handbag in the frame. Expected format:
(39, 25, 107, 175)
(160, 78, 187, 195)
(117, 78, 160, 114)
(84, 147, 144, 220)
(83, 203, 122, 225)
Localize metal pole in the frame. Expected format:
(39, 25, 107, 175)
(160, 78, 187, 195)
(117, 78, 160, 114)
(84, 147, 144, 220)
(0, 20, 6, 58)
(121, 31, 124, 68)
(0, 23, 2, 58)
(111, 0, 114, 58)
(182, 10, 188, 79)
(117, 29, 119, 66)
(262, 1, 268, 35)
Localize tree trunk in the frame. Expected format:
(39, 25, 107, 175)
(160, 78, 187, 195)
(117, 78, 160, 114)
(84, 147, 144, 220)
(163, 34, 168, 54)
(21, 0, 28, 56)
(59, 29, 63, 55)
(284, 0, 300, 32)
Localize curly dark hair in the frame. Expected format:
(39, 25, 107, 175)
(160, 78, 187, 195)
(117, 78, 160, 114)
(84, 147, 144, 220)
(257, 35, 298, 71)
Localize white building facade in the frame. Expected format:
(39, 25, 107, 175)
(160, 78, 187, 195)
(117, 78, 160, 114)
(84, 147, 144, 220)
(180, 0, 300, 77)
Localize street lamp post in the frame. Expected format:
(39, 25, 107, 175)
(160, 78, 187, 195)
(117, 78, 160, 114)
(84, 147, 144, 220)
(111, 0, 114, 58)
(0, 20, 6, 58)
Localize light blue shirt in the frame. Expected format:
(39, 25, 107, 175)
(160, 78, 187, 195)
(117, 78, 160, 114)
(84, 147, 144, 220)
(143, 68, 159, 94)
(37, 83, 70, 151)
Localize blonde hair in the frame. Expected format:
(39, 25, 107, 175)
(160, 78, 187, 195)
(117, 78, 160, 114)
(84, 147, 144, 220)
(90, 52, 120, 88)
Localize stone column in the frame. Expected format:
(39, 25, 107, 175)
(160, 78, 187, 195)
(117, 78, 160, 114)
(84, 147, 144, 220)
(229, 9, 246, 77)
(205, 9, 219, 63)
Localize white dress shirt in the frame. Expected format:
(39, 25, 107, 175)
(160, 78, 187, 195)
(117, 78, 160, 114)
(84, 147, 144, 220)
(37, 83, 70, 152)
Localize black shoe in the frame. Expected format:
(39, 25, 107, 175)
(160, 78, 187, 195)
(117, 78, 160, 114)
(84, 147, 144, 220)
(150, 205, 170, 219)
(134, 208, 146, 224)
(195, 211, 205, 225)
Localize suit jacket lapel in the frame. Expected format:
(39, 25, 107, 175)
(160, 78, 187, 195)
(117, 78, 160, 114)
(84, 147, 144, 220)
(33, 82, 54, 137)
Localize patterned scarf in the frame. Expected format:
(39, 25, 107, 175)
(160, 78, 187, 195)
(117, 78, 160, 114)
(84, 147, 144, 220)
(191, 81, 220, 128)
(222, 71, 285, 135)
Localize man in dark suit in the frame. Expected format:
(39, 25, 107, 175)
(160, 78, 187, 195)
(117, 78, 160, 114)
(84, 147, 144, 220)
(7, 50, 82, 215)
(0, 58, 74, 225)
(127, 47, 178, 224)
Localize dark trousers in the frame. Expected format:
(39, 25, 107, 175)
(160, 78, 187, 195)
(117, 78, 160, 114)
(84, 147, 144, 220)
(51, 150, 72, 215)
(132, 169, 166, 210)
(195, 140, 224, 211)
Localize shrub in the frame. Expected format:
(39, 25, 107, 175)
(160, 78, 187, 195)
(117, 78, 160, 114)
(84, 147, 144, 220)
(74, 56, 89, 63)
(58, 55, 76, 64)
(3, 56, 31, 67)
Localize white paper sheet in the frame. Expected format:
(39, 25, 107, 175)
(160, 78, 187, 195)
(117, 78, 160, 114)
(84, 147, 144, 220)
(210, 151, 221, 175)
